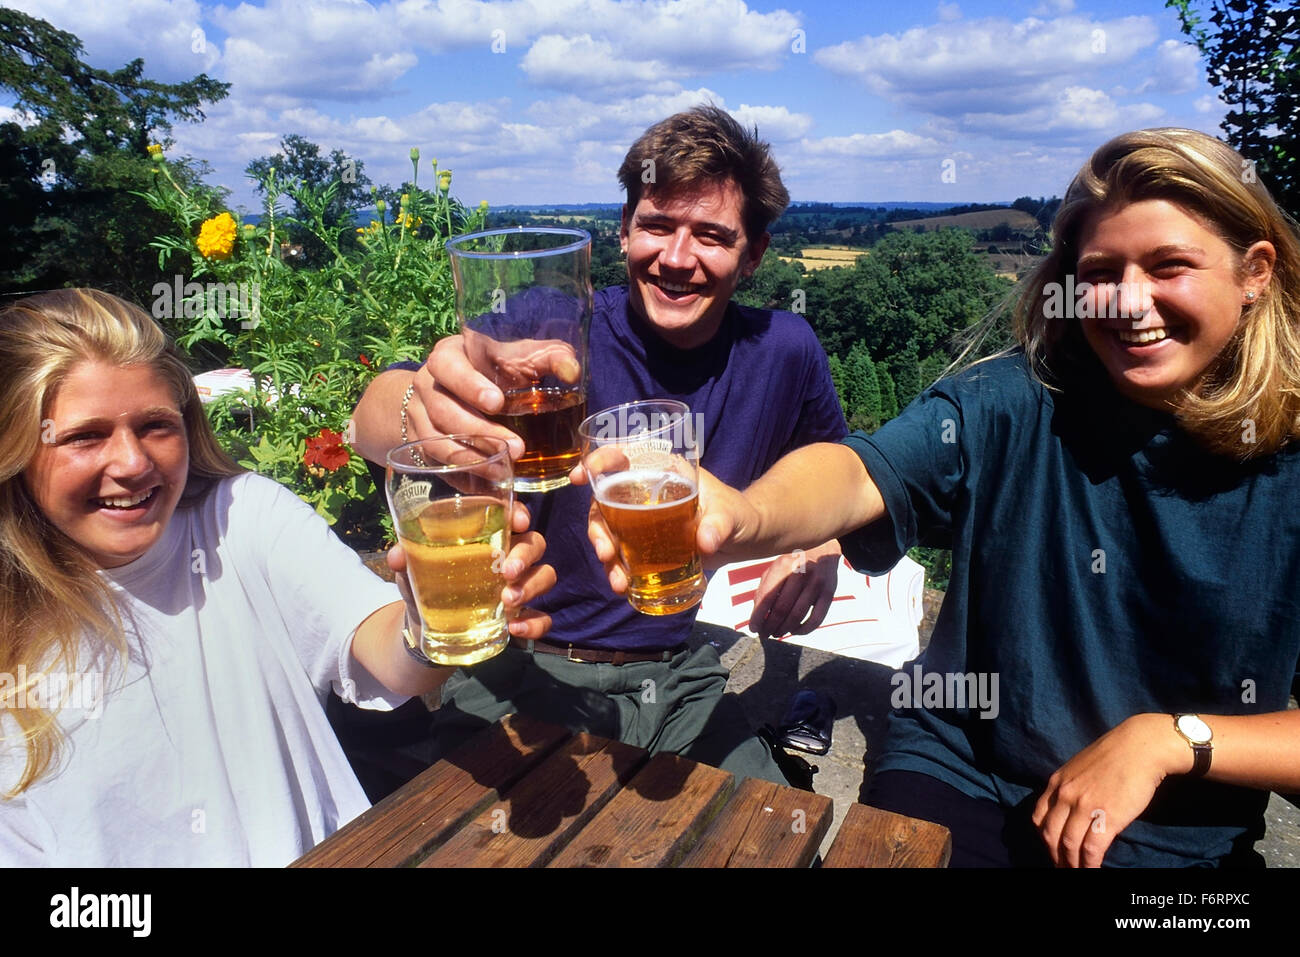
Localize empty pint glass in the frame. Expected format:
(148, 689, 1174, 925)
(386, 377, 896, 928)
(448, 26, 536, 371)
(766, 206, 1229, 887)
(386, 436, 514, 666)
(580, 400, 705, 615)
(446, 227, 592, 492)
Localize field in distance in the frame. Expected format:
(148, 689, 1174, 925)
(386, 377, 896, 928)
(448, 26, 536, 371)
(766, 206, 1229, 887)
(778, 245, 867, 271)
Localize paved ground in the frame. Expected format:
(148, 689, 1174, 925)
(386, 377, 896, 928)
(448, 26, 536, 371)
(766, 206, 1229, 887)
(690, 610, 1300, 867)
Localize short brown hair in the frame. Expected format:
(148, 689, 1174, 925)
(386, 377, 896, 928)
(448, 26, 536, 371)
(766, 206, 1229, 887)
(617, 104, 789, 242)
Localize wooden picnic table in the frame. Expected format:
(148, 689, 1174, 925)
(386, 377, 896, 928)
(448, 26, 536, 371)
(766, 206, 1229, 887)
(293, 713, 951, 868)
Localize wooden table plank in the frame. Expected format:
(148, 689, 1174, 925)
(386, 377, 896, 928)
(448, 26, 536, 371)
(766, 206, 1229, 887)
(547, 752, 735, 868)
(418, 731, 649, 868)
(292, 714, 571, 867)
(678, 778, 833, 868)
(821, 802, 952, 868)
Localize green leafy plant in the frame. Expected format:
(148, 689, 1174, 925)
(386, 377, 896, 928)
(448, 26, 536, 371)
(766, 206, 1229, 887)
(139, 147, 486, 545)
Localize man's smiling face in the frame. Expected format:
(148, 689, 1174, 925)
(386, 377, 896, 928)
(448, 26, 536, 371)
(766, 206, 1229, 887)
(620, 178, 769, 350)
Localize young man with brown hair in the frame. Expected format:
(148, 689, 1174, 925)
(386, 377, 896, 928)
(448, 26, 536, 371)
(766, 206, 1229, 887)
(346, 105, 847, 793)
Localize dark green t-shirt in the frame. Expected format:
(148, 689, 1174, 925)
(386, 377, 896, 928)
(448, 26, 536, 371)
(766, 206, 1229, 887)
(842, 351, 1300, 867)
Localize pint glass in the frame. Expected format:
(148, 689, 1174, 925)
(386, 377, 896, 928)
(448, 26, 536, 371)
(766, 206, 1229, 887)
(580, 400, 705, 615)
(386, 436, 514, 665)
(446, 227, 592, 492)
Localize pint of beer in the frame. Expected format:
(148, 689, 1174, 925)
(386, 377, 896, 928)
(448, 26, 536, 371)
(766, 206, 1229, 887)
(580, 401, 705, 615)
(386, 436, 514, 665)
(447, 228, 592, 493)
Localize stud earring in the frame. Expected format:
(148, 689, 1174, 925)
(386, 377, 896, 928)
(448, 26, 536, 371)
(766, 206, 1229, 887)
(1245, 290, 1256, 302)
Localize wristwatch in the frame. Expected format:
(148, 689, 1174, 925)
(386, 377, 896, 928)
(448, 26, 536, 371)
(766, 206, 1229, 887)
(1173, 713, 1213, 777)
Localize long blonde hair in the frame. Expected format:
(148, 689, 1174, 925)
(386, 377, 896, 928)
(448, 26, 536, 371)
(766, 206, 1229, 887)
(968, 128, 1300, 459)
(0, 289, 242, 794)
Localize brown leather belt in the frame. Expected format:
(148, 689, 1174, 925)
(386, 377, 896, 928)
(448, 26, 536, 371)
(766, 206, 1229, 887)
(510, 636, 687, 665)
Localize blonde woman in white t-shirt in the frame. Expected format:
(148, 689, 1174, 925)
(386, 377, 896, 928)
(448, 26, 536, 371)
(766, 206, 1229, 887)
(0, 289, 554, 865)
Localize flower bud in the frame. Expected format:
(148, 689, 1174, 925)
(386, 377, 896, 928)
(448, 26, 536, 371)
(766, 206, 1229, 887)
(409, 147, 420, 162)
(376, 199, 387, 213)
(438, 170, 452, 192)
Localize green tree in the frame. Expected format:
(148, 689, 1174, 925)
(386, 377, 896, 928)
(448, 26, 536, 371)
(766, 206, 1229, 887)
(734, 254, 806, 312)
(1167, 0, 1299, 216)
(878, 366, 899, 422)
(827, 353, 848, 419)
(844, 341, 882, 432)
(0, 8, 229, 297)
(246, 134, 372, 263)
(804, 229, 1008, 365)
(889, 340, 922, 409)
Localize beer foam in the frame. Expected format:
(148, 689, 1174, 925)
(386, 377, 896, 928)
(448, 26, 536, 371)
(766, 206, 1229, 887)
(593, 468, 697, 508)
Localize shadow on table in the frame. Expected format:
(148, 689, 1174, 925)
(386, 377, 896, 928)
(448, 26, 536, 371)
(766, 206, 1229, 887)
(691, 623, 900, 803)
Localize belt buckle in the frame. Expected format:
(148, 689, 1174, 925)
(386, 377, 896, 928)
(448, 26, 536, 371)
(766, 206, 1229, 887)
(566, 643, 582, 663)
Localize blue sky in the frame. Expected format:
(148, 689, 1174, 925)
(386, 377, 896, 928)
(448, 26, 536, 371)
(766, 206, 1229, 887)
(3, 0, 1227, 213)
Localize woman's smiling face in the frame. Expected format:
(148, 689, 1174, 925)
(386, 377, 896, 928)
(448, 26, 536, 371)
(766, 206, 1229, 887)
(1075, 198, 1273, 410)
(24, 361, 189, 568)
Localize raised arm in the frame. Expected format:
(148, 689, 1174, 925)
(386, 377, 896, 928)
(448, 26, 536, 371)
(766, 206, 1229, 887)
(579, 440, 887, 595)
(351, 333, 583, 467)
(699, 441, 887, 562)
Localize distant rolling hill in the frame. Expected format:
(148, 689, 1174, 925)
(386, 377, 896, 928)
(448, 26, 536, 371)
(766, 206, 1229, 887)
(890, 209, 1039, 232)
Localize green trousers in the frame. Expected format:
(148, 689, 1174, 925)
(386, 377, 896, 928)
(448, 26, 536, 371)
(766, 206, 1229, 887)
(418, 642, 786, 784)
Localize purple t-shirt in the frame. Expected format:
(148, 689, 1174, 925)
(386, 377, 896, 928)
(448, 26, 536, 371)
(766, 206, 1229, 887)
(390, 285, 847, 651)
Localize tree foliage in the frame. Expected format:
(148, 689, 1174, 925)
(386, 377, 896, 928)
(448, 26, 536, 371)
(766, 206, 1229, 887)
(804, 229, 1010, 372)
(0, 8, 229, 298)
(246, 134, 372, 263)
(1167, 0, 1299, 216)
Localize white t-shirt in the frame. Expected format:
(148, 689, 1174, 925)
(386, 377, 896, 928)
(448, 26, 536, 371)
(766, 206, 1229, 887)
(0, 473, 406, 866)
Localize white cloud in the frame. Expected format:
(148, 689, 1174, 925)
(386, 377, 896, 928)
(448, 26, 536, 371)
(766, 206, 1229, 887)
(816, 15, 1158, 98)
(200, 0, 800, 104)
(799, 129, 945, 158)
(520, 34, 682, 95)
(814, 14, 1167, 140)
(212, 0, 417, 101)
(0, 106, 40, 128)
(730, 104, 813, 141)
(961, 86, 1165, 140)
(1152, 38, 1202, 95)
(7, 0, 220, 80)
(1195, 94, 1224, 114)
(1031, 0, 1074, 14)
(936, 3, 961, 23)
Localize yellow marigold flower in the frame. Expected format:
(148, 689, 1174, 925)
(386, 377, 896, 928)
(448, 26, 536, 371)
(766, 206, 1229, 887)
(196, 212, 238, 260)
(438, 170, 452, 192)
(146, 143, 164, 163)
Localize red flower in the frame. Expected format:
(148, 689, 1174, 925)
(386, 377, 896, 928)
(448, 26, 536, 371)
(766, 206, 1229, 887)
(304, 428, 350, 472)
(359, 353, 371, 367)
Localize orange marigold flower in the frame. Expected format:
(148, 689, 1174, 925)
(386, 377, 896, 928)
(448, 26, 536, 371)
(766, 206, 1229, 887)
(304, 428, 350, 472)
(197, 212, 238, 260)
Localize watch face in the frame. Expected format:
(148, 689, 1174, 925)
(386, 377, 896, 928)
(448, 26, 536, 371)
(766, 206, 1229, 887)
(1177, 714, 1212, 744)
